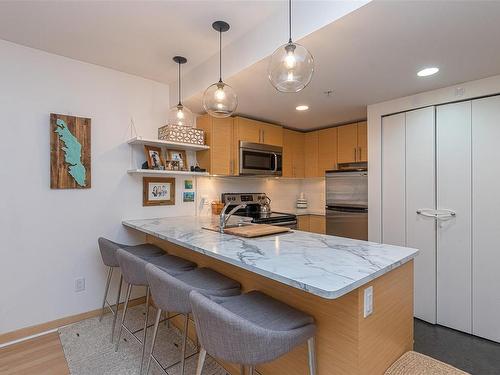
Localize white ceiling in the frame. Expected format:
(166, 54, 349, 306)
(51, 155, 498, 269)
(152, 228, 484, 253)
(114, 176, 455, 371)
(185, 0, 500, 130)
(0, 1, 280, 83)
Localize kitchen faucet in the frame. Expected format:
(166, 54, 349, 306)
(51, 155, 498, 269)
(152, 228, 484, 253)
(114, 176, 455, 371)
(219, 202, 247, 233)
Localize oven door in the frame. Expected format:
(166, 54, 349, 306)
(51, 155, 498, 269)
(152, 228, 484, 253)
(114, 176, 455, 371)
(239, 142, 282, 176)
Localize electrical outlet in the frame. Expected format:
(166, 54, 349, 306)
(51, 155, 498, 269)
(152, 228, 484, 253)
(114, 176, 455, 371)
(75, 277, 86, 293)
(364, 286, 373, 318)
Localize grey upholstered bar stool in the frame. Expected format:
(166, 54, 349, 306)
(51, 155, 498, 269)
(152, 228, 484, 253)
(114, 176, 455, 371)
(115, 249, 196, 374)
(98, 237, 164, 342)
(145, 264, 241, 375)
(190, 290, 317, 375)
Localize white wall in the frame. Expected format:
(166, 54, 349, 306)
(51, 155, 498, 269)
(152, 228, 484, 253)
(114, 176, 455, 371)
(0, 40, 197, 336)
(367, 74, 500, 242)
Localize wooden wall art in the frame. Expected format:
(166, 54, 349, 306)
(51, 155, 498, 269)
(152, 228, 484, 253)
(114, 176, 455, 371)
(50, 113, 91, 189)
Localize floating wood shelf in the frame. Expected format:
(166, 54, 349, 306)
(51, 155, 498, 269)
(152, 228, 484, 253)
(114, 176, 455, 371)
(127, 136, 209, 151)
(127, 169, 210, 177)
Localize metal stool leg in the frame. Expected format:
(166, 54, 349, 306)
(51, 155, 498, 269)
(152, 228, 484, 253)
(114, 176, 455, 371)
(195, 347, 207, 375)
(139, 286, 151, 375)
(115, 283, 132, 352)
(307, 337, 317, 375)
(99, 267, 113, 322)
(145, 307, 162, 375)
(248, 366, 255, 375)
(180, 314, 189, 375)
(240, 364, 245, 375)
(110, 274, 123, 342)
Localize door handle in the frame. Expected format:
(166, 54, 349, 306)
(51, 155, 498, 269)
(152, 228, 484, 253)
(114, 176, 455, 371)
(416, 209, 456, 219)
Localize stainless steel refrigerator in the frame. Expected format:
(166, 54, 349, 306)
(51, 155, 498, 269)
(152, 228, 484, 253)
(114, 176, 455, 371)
(325, 169, 368, 240)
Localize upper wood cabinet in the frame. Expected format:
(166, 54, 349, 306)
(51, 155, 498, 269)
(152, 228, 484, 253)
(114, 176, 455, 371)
(357, 121, 368, 162)
(283, 129, 305, 178)
(318, 127, 338, 174)
(304, 131, 320, 177)
(234, 117, 283, 146)
(337, 122, 367, 164)
(196, 115, 236, 175)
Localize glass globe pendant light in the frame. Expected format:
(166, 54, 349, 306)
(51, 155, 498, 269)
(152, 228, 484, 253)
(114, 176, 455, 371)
(268, 0, 314, 93)
(168, 56, 194, 127)
(202, 21, 238, 118)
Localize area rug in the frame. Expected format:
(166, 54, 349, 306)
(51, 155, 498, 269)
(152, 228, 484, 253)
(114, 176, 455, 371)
(385, 351, 470, 375)
(59, 305, 229, 375)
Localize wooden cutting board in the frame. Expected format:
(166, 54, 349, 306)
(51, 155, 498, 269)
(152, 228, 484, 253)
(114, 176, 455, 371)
(223, 224, 291, 238)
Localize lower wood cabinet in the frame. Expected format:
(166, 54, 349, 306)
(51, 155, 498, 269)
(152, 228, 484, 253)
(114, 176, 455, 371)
(297, 215, 326, 234)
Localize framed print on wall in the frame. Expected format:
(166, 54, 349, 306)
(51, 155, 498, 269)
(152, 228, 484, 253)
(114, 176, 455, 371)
(143, 177, 175, 206)
(50, 113, 91, 189)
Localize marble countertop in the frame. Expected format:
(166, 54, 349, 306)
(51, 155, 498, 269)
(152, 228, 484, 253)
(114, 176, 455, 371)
(122, 216, 418, 299)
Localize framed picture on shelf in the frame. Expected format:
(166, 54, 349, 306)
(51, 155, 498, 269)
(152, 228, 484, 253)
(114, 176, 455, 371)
(143, 177, 175, 206)
(144, 145, 165, 169)
(167, 149, 187, 170)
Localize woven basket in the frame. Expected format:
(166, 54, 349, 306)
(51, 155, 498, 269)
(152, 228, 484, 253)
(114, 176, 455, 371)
(385, 352, 470, 375)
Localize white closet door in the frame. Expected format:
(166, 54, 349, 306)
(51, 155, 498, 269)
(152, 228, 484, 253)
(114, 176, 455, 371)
(436, 101, 472, 333)
(472, 95, 500, 342)
(406, 107, 436, 324)
(382, 113, 406, 246)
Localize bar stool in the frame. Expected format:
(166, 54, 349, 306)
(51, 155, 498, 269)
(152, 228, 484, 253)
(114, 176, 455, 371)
(115, 249, 196, 374)
(145, 264, 241, 375)
(190, 290, 317, 375)
(98, 237, 165, 342)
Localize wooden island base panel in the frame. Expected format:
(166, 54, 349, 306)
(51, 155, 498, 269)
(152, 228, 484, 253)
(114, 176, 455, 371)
(147, 235, 414, 375)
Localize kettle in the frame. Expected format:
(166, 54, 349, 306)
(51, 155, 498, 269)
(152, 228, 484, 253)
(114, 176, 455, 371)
(260, 196, 272, 214)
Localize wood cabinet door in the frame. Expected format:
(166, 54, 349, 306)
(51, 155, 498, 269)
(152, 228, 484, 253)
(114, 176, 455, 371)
(357, 121, 367, 162)
(261, 123, 283, 146)
(235, 117, 261, 144)
(304, 131, 319, 177)
(297, 215, 310, 231)
(293, 131, 305, 178)
(309, 215, 326, 234)
(211, 117, 235, 175)
(337, 123, 358, 164)
(282, 129, 295, 177)
(318, 127, 338, 175)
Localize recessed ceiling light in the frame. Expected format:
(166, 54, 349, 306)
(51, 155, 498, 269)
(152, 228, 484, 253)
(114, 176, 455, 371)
(296, 105, 309, 111)
(417, 67, 439, 77)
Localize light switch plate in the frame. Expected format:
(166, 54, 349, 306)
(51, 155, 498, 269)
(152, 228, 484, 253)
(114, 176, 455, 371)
(364, 286, 373, 318)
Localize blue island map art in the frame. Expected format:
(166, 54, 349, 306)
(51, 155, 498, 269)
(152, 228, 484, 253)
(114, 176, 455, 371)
(54, 119, 86, 186)
(50, 113, 91, 189)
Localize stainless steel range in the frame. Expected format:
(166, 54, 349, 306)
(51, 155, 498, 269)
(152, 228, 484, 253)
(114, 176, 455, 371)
(221, 193, 297, 229)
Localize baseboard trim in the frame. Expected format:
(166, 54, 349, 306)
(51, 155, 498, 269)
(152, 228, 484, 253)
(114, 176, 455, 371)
(0, 296, 146, 347)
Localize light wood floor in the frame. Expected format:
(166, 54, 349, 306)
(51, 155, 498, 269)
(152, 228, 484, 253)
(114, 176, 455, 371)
(0, 333, 69, 375)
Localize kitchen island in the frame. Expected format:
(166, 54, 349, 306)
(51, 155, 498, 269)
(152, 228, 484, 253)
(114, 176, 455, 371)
(123, 216, 418, 375)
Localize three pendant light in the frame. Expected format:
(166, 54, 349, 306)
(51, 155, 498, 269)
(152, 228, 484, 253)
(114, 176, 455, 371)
(172, 0, 314, 122)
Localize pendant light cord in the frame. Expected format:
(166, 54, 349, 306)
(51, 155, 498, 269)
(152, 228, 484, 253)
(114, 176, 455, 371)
(288, 0, 292, 43)
(219, 29, 223, 83)
(178, 61, 182, 106)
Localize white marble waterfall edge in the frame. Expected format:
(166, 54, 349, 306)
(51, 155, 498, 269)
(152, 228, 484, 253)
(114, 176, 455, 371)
(122, 216, 418, 299)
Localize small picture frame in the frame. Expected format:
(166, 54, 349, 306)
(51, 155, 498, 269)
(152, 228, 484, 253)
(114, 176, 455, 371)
(167, 149, 187, 170)
(144, 146, 165, 170)
(183, 191, 195, 203)
(184, 179, 193, 189)
(143, 177, 175, 206)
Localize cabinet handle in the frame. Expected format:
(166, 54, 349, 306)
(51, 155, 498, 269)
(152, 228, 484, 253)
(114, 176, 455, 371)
(354, 147, 357, 161)
(262, 129, 265, 143)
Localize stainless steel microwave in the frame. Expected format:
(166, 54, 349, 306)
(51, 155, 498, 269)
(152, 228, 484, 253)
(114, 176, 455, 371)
(239, 141, 282, 176)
